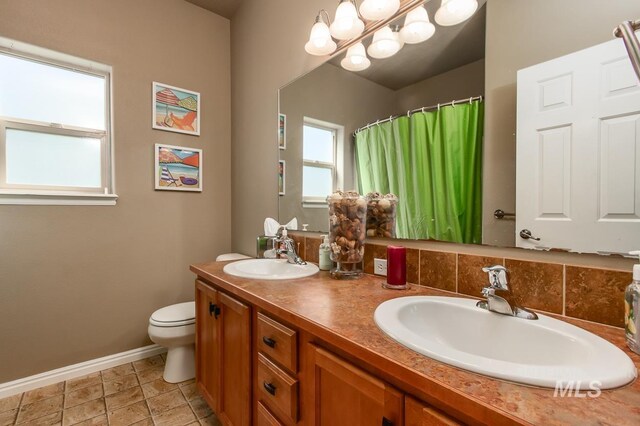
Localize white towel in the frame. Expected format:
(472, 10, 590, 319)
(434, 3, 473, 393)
(264, 217, 298, 236)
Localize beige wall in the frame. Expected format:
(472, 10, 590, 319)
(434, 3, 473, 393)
(395, 59, 485, 112)
(231, 0, 636, 269)
(483, 0, 640, 246)
(0, 0, 231, 382)
(279, 63, 396, 231)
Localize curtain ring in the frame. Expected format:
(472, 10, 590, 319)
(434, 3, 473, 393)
(480, 95, 483, 102)
(421, 107, 425, 113)
(469, 96, 473, 104)
(407, 110, 410, 117)
(437, 103, 440, 111)
(451, 100, 456, 107)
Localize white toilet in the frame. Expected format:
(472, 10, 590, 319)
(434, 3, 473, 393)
(148, 253, 250, 383)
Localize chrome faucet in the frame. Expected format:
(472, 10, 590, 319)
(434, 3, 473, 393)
(476, 265, 538, 320)
(270, 226, 306, 265)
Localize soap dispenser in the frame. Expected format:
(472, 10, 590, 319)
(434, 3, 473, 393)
(319, 235, 331, 271)
(625, 250, 640, 355)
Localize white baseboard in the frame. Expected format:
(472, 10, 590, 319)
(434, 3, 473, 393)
(0, 344, 167, 399)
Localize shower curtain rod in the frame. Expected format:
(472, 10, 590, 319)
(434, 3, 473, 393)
(353, 95, 483, 135)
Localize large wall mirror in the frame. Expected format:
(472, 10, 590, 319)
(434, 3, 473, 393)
(279, 0, 640, 256)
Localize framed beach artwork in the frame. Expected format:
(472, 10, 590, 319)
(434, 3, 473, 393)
(278, 113, 286, 149)
(278, 160, 285, 196)
(153, 82, 200, 136)
(155, 144, 203, 192)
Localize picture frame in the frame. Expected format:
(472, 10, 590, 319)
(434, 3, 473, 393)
(152, 82, 201, 136)
(278, 113, 286, 150)
(278, 160, 286, 196)
(155, 144, 203, 192)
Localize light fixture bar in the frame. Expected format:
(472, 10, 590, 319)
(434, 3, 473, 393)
(333, 0, 430, 57)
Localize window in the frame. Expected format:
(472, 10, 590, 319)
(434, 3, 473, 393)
(0, 37, 115, 205)
(302, 119, 342, 204)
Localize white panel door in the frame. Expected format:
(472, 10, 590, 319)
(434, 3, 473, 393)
(517, 36, 640, 254)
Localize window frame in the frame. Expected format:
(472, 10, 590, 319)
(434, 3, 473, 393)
(302, 119, 339, 204)
(0, 38, 116, 205)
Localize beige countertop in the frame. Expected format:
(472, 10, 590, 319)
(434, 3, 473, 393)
(191, 261, 640, 426)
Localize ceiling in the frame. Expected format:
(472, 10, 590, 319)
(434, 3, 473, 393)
(184, 0, 243, 19)
(329, 2, 486, 90)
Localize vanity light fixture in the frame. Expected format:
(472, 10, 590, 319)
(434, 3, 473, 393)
(305, 10, 337, 56)
(368, 25, 401, 59)
(359, 0, 400, 21)
(340, 42, 371, 71)
(434, 0, 478, 26)
(400, 5, 436, 44)
(330, 0, 365, 40)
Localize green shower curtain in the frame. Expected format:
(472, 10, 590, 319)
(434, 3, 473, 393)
(355, 100, 483, 243)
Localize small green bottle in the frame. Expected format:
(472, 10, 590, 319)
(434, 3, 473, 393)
(625, 250, 640, 355)
(319, 235, 332, 271)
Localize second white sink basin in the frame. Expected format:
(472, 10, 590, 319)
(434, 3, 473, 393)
(374, 296, 637, 389)
(223, 258, 319, 280)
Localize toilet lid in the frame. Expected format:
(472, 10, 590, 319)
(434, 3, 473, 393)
(150, 302, 195, 327)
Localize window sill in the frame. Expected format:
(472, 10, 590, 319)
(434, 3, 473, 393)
(0, 190, 118, 205)
(302, 201, 328, 209)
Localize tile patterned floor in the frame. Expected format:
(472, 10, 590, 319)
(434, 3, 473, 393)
(0, 354, 221, 426)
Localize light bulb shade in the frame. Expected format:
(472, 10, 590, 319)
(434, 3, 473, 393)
(359, 0, 400, 21)
(435, 0, 478, 26)
(341, 43, 371, 71)
(367, 26, 400, 59)
(400, 6, 436, 44)
(330, 1, 365, 40)
(305, 21, 337, 56)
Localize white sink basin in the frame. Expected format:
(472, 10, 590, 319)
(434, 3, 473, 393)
(374, 296, 637, 389)
(223, 258, 319, 280)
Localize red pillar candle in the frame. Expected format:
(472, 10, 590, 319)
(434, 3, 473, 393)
(386, 245, 406, 286)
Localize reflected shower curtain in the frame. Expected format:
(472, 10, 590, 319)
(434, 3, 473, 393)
(355, 100, 483, 243)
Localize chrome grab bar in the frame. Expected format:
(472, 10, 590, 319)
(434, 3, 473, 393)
(614, 20, 640, 82)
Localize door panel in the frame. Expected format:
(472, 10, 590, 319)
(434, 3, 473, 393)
(517, 36, 640, 253)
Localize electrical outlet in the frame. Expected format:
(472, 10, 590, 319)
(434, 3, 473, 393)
(374, 258, 387, 276)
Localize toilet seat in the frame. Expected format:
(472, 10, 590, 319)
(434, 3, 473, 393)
(149, 301, 195, 327)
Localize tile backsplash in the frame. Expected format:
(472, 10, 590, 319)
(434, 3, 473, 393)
(295, 235, 631, 328)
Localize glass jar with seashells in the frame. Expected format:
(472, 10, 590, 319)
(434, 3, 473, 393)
(327, 190, 367, 279)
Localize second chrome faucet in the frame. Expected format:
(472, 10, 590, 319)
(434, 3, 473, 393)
(476, 265, 538, 320)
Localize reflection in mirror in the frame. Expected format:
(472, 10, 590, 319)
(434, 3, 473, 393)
(279, 0, 640, 255)
(279, 1, 486, 239)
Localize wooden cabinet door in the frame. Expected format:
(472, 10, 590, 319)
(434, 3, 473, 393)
(218, 292, 251, 426)
(405, 396, 463, 426)
(306, 344, 403, 426)
(195, 280, 220, 412)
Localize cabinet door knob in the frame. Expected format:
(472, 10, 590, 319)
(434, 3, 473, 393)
(263, 381, 276, 396)
(382, 417, 393, 426)
(209, 303, 221, 319)
(262, 336, 277, 348)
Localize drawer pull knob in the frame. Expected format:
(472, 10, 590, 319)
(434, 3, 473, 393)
(262, 336, 277, 348)
(263, 381, 276, 396)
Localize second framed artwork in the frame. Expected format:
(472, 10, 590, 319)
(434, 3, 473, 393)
(153, 82, 200, 136)
(278, 160, 285, 196)
(155, 144, 203, 192)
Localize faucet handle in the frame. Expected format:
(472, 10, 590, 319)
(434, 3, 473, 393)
(481, 265, 509, 291)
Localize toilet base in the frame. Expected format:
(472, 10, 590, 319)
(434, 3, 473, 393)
(163, 344, 195, 383)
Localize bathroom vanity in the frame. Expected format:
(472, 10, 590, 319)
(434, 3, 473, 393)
(191, 261, 640, 426)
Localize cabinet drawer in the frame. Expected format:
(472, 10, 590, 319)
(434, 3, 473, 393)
(257, 312, 297, 373)
(257, 402, 284, 426)
(405, 396, 463, 426)
(257, 353, 298, 423)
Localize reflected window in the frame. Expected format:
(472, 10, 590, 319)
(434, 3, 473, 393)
(303, 120, 337, 203)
